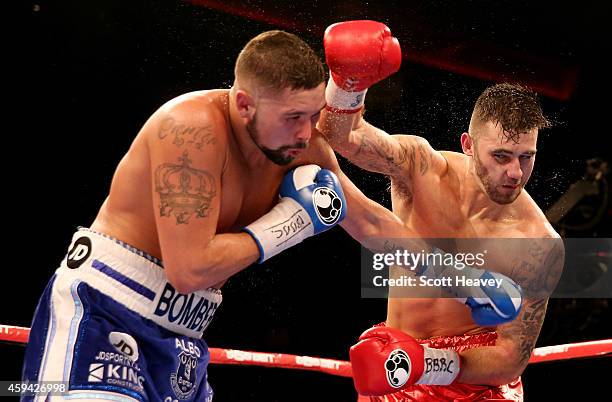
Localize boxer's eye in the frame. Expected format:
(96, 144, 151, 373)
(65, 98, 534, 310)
(311, 112, 321, 124)
(493, 154, 508, 163)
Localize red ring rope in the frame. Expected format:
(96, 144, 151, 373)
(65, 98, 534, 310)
(1, 325, 610, 377)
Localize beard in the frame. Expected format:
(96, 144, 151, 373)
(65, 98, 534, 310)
(473, 150, 522, 205)
(246, 114, 308, 166)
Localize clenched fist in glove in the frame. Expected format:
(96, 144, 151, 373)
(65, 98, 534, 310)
(324, 20, 402, 112)
(350, 326, 460, 396)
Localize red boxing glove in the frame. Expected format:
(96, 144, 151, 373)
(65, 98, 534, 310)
(350, 326, 460, 396)
(324, 20, 402, 112)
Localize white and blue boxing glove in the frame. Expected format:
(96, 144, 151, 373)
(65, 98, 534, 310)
(244, 165, 347, 262)
(460, 269, 523, 326)
(416, 249, 523, 326)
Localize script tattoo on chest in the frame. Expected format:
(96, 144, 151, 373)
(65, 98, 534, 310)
(154, 151, 216, 224)
(158, 117, 217, 150)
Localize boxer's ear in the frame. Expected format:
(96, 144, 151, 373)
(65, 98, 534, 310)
(235, 90, 256, 119)
(461, 132, 474, 156)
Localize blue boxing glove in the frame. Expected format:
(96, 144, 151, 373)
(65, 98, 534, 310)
(459, 269, 523, 326)
(244, 165, 347, 262)
(416, 248, 523, 326)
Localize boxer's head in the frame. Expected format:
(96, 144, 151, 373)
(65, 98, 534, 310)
(461, 83, 550, 204)
(233, 30, 326, 165)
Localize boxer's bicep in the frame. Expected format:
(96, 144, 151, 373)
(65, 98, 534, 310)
(320, 113, 413, 176)
(146, 109, 224, 285)
(394, 135, 447, 179)
(317, 108, 359, 156)
(340, 118, 447, 180)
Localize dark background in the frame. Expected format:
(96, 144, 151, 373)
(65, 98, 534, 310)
(6, 0, 611, 400)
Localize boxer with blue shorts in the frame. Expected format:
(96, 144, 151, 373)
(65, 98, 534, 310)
(22, 29, 411, 401)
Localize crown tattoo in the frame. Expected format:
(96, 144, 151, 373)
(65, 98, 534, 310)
(155, 151, 216, 224)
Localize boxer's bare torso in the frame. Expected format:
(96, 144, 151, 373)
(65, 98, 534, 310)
(318, 24, 564, 384)
(386, 151, 558, 339)
(90, 89, 337, 289)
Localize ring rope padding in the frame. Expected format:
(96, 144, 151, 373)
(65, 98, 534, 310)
(1, 325, 609, 378)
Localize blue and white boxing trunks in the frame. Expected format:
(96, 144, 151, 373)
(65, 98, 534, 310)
(22, 228, 222, 401)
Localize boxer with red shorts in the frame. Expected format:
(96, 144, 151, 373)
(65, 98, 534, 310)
(318, 20, 566, 401)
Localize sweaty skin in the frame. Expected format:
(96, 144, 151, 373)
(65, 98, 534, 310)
(90, 88, 403, 293)
(318, 110, 564, 385)
(387, 149, 557, 338)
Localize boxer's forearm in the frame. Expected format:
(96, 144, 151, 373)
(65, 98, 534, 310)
(319, 110, 395, 175)
(317, 109, 360, 157)
(337, 178, 437, 254)
(165, 232, 259, 293)
(456, 344, 524, 385)
(336, 170, 410, 248)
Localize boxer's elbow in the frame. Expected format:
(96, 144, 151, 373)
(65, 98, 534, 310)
(501, 345, 529, 383)
(341, 218, 392, 249)
(341, 218, 375, 244)
(343, 203, 404, 243)
(460, 344, 524, 386)
(165, 268, 195, 294)
(164, 256, 220, 294)
(481, 349, 525, 386)
(164, 263, 196, 294)
(503, 359, 529, 385)
(162, 235, 257, 292)
(482, 369, 522, 387)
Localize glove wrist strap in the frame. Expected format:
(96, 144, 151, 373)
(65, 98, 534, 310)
(416, 346, 460, 385)
(243, 198, 314, 263)
(325, 77, 367, 112)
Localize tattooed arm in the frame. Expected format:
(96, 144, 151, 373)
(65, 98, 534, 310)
(455, 298, 548, 385)
(147, 102, 259, 293)
(456, 237, 564, 385)
(317, 109, 447, 180)
(305, 132, 412, 246)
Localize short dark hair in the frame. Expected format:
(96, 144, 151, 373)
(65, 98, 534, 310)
(235, 30, 325, 92)
(471, 83, 550, 142)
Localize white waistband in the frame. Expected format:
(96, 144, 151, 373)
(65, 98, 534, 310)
(56, 228, 222, 338)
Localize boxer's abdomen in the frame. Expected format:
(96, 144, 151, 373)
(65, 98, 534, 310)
(386, 297, 487, 339)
